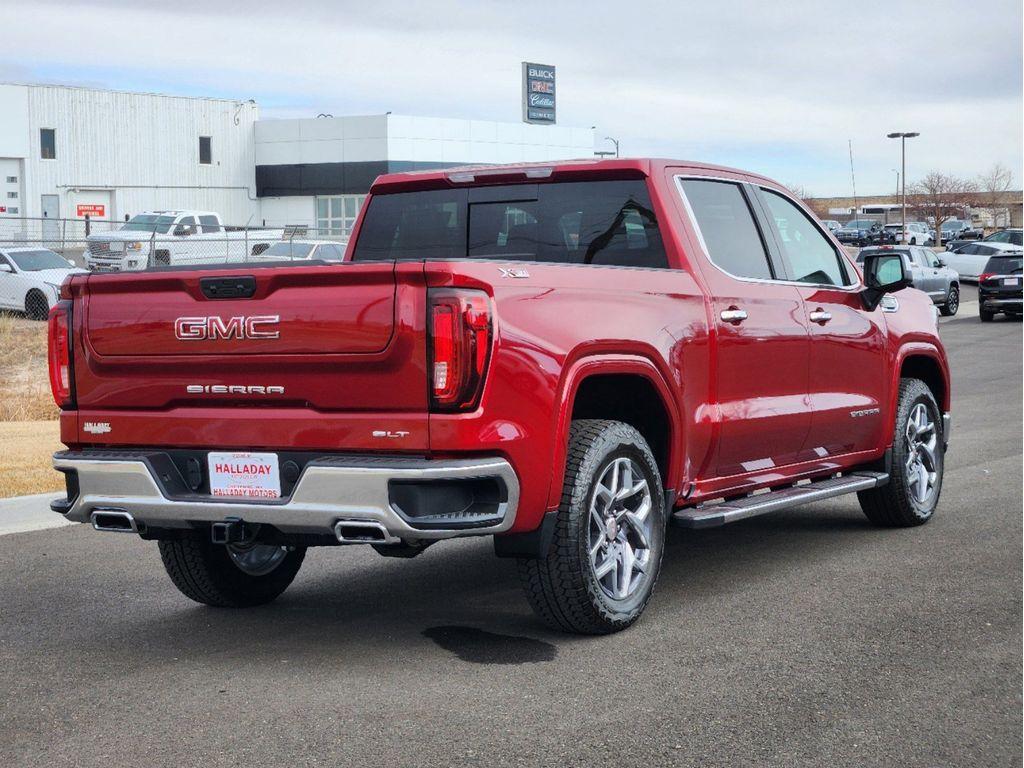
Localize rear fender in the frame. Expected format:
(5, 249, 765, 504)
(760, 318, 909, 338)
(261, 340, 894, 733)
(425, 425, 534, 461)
(546, 354, 681, 510)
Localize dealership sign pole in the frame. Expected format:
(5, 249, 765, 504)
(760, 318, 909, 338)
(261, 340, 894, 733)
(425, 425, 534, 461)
(522, 63, 556, 124)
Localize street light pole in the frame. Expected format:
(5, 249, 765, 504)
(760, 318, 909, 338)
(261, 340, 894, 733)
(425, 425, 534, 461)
(603, 136, 620, 158)
(887, 131, 919, 245)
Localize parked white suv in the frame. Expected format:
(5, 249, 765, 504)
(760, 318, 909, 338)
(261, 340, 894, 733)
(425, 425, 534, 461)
(85, 211, 284, 271)
(883, 222, 932, 245)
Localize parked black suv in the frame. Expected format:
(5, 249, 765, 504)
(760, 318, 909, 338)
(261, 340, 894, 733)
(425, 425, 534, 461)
(978, 253, 1023, 322)
(835, 219, 895, 247)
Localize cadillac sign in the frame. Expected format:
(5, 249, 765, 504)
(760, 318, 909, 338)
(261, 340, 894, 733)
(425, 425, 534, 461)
(522, 62, 556, 124)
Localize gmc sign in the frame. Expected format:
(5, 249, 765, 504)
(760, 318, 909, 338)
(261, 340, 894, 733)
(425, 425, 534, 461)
(174, 315, 280, 340)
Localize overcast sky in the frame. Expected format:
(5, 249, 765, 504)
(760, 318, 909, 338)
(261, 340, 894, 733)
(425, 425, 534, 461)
(3, 0, 1022, 195)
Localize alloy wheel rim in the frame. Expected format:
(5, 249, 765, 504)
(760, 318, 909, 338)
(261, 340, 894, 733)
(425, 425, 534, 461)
(905, 403, 939, 506)
(227, 542, 287, 576)
(948, 289, 958, 312)
(588, 457, 654, 601)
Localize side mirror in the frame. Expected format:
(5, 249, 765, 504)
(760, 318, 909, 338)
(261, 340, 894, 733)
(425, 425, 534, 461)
(0, 263, 12, 273)
(173, 226, 191, 236)
(861, 252, 911, 311)
(936, 259, 946, 267)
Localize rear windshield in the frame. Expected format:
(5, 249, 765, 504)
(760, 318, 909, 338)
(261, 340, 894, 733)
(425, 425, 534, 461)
(351, 180, 668, 269)
(984, 256, 1023, 274)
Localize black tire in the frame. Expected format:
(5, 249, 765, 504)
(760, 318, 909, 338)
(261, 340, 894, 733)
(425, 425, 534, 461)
(154, 250, 171, 267)
(858, 379, 944, 527)
(517, 419, 666, 634)
(909, 237, 917, 245)
(939, 284, 959, 316)
(979, 307, 995, 322)
(158, 538, 306, 607)
(25, 289, 49, 321)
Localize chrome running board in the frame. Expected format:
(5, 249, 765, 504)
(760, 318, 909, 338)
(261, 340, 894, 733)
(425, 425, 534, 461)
(672, 472, 888, 529)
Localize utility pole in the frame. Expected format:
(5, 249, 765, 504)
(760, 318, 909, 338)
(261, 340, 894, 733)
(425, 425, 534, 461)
(848, 140, 859, 223)
(887, 132, 920, 245)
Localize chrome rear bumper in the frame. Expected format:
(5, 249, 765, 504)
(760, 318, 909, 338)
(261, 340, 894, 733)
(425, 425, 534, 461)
(53, 452, 519, 541)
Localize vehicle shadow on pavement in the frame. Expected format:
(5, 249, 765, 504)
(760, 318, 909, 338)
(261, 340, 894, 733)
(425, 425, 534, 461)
(47, 504, 885, 667)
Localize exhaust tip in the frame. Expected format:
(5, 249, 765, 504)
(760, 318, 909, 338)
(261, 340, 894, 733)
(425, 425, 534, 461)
(90, 509, 138, 533)
(334, 520, 399, 545)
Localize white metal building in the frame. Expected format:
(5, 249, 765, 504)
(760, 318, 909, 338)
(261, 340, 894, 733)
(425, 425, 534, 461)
(0, 83, 260, 227)
(0, 83, 597, 236)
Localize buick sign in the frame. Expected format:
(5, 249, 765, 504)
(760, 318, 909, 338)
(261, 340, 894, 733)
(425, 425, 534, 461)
(522, 62, 556, 124)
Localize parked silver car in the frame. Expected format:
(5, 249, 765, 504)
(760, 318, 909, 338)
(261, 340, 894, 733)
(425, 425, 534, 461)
(857, 245, 960, 316)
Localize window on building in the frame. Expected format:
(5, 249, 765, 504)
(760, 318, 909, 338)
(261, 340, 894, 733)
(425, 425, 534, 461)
(316, 195, 366, 236)
(7, 192, 17, 199)
(199, 136, 212, 165)
(5, 176, 16, 183)
(40, 129, 56, 160)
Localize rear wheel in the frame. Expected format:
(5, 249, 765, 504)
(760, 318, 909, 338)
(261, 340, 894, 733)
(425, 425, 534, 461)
(939, 285, 959, 316)
(858, 378, 944, 527)
(518, 419, 666, 634)
(25, 289, 49, 321)
(158, 537, 305, 607)
(980, 306, 995, 322)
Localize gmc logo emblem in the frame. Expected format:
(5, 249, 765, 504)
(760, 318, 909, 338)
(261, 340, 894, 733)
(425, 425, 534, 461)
(174, 315, 280, 340)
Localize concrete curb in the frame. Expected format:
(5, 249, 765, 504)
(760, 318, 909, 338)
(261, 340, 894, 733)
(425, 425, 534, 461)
(0, 493, 77, 536)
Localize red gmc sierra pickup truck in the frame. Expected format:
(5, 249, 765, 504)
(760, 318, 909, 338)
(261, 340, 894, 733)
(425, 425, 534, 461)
(48, 159, 951, 634)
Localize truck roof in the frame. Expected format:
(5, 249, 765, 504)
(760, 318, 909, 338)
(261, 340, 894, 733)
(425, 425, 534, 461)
(369, 158, 780, 194)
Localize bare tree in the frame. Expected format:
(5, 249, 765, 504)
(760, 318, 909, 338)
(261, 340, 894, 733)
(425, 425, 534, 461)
(908, 172, 978, 236)
(787, 183, 826, 216)
(977, 162, 1015, 228)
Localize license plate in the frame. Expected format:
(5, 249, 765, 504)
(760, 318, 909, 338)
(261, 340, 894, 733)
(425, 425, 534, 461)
(1003, 278, 1021, 286)
(207, 452, 281, 499)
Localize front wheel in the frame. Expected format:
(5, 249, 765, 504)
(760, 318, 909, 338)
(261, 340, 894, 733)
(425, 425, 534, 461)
(158, 537, 306, 607)
(518, 419, 666, 634)
(858, 378, 944, 527)
(939, 285, 959, 316)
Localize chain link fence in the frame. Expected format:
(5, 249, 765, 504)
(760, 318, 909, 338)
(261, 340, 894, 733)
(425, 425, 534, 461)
(0, 216, 349, 321)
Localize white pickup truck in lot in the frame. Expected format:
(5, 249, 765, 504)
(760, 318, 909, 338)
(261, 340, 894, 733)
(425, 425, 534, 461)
(85, 211, 284, 271)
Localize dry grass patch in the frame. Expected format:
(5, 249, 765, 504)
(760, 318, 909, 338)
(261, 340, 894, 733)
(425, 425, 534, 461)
(0, 312, 57, 421)
(0, 420, 63, 498)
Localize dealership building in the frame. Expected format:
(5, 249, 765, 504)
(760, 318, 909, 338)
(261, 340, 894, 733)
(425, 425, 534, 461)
(0, 83, 596, 236)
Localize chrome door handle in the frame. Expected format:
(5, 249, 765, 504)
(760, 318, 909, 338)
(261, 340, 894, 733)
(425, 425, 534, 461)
(809, 309, 832, 324)
(720, 308, 747, 324)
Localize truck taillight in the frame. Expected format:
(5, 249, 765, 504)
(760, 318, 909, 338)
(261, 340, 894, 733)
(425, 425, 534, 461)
(977, 273, 995, 284)
(429, 290, 492, 411)
(47, 301, 73, 408)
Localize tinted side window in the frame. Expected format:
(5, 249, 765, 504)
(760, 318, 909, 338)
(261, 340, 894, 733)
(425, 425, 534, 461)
(467, 181, 667, 268)
(760, 189, 850, 286)
(679, 179, 772, 280)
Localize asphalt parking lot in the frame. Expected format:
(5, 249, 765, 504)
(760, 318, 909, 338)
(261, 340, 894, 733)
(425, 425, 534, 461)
(0, 309, 1020, 768)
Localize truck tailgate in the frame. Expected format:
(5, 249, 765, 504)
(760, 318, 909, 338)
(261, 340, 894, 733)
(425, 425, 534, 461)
(69, 262, 429, 448)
